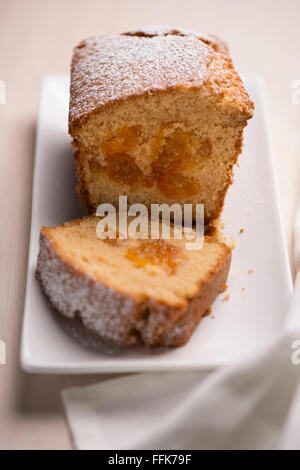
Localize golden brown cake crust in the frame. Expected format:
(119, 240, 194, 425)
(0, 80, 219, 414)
(36, 219, 231, 348)
(69, 26, 253, 134)
(122, 25, 230, 55)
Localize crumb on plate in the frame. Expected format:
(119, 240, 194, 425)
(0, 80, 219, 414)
(228, 238, 236, 250)
(203, 306, 212, 317)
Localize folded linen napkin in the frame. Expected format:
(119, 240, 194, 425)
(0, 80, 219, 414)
(62, 324, 300, 450)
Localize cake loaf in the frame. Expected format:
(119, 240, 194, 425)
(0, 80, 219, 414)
(69, 25, 254, 223)
(36, 216, 231, 347)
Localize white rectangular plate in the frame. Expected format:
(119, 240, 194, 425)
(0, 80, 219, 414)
(21, 75, 292, 373)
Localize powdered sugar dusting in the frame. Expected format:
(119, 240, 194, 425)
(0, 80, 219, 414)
(36, 230, 209, 348)
(36, 224, 231, 349)
(37, 233, 139, 345)
(69, 32, 212, 129)
(122, 25, 229, 55)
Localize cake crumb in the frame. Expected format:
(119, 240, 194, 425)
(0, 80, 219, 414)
(248, 269, 255, 274)
(211, 315, 215, 319)
(203, 307, 212, 317)
(228, 238, 236, 250)
(242, 287, 245, 291)
(206, 218, 226, 243)
(239, 228, 244, 234)
(222, 293, 230, 301)
(222, 283, 228, 292)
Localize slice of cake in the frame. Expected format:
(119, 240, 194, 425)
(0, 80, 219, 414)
(69, 25, 254, 224)
(36, 216, 231, 347)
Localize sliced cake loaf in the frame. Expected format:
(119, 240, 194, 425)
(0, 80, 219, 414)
(69, 25, 254, 224)
(36, 216, 231, 347)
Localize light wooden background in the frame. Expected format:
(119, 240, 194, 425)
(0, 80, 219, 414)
(0, 0, 299, 450)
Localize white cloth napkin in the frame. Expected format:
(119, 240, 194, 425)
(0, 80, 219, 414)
(62, 321, 300, 450)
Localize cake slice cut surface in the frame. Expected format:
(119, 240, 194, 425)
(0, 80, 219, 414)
(36, 216, 231, 347)
(69, 26, 254, 223)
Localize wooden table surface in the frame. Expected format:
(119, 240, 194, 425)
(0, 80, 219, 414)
(0, 0, 299, 450)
